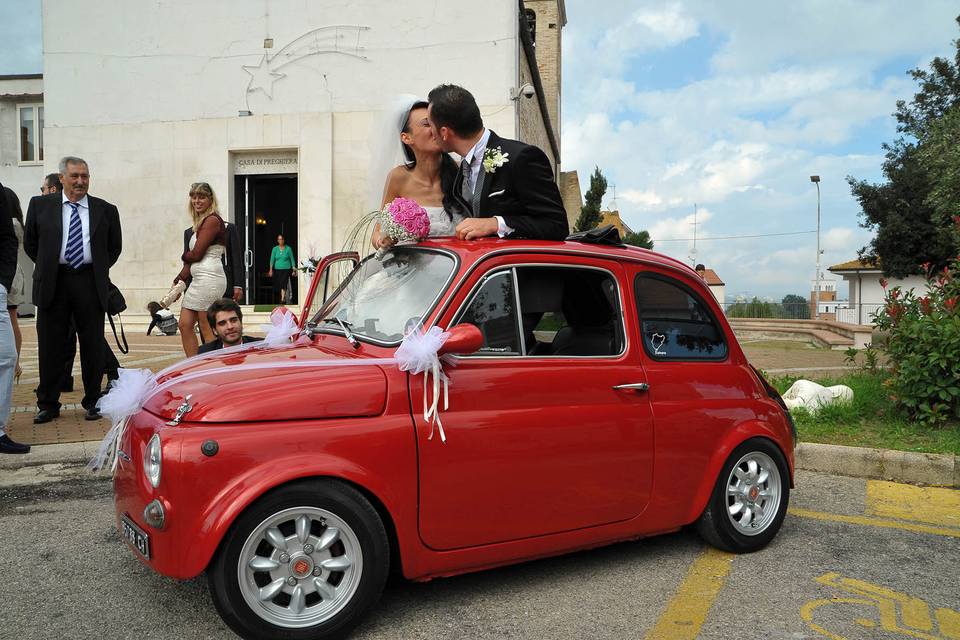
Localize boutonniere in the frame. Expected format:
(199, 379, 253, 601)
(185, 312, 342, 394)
(482, 147, 509, 174)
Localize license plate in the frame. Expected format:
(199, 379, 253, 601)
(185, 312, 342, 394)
(121, 515, 151, 559)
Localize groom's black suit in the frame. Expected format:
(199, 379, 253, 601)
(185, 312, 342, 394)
(25, 192, 122, 412)
(451, 131, 568, 241)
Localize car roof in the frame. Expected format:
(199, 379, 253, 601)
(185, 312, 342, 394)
(415, 237, 699, 279)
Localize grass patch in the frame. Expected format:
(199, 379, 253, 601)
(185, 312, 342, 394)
(770, 371, 960, 455)
(253, 304, 280, 313)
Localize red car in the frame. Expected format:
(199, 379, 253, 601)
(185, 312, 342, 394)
(114, 237, 795, 640)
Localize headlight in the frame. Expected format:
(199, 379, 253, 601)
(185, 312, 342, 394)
(144, 433, 162, 488)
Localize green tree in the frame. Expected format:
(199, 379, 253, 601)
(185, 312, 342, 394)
(623, 230, 654, 249)
(781, 294, 810, 319)
(848, 15, 960, 278)
(919, 104, 960, 241)
(726, 297, 784, 319)
(574, 166, 607, 232)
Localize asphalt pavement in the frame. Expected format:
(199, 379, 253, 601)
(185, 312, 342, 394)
(1, 467, 957, 640)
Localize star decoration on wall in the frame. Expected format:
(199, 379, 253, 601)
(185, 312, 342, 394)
(243, 55, 286, 99)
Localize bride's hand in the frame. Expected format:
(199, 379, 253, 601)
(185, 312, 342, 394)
(376, 234, 396, 250)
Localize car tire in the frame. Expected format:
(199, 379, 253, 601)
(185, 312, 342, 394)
(696, 438, 790, 553)
(208, 479, 389, 640)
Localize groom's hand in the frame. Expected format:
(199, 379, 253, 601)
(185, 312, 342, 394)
(456, 218, 499, 240)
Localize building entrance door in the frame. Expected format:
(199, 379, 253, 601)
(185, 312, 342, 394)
(234, 173, 298, 305)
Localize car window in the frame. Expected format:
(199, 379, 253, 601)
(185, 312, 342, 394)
(634, 274, 727, 360)
(459, 271, 522, 355)
(455, 266, 624, 357)
(313, 248, 456, 344)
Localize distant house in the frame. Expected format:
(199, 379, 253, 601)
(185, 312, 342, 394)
(598, 210, 633, 236)
(828, 258, 925, 325)
(559, 170, 581, 234)
(695, 264, 725, 304)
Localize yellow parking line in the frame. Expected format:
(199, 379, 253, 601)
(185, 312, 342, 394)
(866, 480, 960, 529)
(790, 508, 960, 538)
(644, 547, 734, 640)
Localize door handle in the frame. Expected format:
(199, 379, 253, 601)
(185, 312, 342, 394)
(613, 383, 650, 392)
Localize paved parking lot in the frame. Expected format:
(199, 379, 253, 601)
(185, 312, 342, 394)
(0, 469, 956, 639)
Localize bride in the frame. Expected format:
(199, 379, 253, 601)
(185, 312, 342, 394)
(369, 97, 464, 250)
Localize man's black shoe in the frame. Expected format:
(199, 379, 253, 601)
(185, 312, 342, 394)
(84, 408, 102, 421)
(33, 409, 60, 424)
(0, 434, 30, 454)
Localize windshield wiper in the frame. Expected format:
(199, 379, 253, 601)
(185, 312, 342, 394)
(320, 317, 360, 349)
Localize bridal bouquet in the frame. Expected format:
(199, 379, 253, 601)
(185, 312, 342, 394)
(374, 197, 430, 257)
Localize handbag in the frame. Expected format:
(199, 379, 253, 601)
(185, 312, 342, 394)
(106, 282, 129, 354)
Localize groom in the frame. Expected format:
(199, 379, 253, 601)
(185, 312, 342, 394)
(427, 84, 568, 241)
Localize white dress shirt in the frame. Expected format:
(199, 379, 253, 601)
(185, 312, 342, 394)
(462, 129, 514, 237)
(60, 194, 93, 265)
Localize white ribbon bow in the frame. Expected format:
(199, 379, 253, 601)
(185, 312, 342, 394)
(394, 326, 451, 443)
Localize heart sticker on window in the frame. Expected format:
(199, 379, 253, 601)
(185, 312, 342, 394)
(651, 333, 666, 355)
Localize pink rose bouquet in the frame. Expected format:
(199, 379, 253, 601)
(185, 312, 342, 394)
(375, 197, 430, 257)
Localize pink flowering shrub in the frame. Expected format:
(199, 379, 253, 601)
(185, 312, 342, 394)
(378, 197, 430, 245)
(874, 235, 960, 425)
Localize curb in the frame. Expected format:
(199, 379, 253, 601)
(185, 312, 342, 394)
(2, 440, 958, 489)
(795, 442, 959, 488)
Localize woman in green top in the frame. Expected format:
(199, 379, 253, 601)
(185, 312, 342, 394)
(268, 234, 296, 303)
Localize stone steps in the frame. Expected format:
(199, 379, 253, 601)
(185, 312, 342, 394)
(727, 318, 873, 350)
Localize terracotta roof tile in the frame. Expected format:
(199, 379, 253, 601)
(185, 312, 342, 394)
(828, 258, 881, 272)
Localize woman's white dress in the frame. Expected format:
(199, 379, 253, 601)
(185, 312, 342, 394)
(181, 235, 227, 312)
(424, 206, 463, 237)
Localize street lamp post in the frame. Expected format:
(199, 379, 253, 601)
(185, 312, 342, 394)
(810, 175, 821, 320)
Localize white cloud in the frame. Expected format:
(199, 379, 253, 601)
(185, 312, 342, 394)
(599, 4, 699, 57)
(560, 1, 958, 298)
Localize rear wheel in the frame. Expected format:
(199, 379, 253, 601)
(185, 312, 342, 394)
(208, 479, 389, 640)
(696, 438, 789, 553)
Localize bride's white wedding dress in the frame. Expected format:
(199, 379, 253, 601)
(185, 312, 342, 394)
(424, 206, 463, 237)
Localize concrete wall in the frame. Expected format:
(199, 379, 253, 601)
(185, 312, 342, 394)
(37, 0, 521, 311)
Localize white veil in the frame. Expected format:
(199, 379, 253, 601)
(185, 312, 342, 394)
(366, 94, 423, 212)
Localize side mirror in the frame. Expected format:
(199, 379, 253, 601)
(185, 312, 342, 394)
(438, 323, 484, 356)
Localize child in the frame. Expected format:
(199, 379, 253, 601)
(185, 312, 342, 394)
(146, 301, 178, 336)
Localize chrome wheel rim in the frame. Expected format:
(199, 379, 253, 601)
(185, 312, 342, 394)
(725, 451, 782, 536)
(237, 506, 363, 628)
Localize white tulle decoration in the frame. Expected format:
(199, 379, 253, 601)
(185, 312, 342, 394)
(88, 368, 159, 472)
(396, 326, 451, 443)
(261, 306, 300, 345)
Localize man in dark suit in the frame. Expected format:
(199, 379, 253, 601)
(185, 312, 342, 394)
(0, 180, 30, 453)
(427, 84, 568, 241)
(24, 156, 122, 423)
(184, 221, 244, 301)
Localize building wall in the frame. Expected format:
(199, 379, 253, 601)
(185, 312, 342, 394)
(37, 0, 520, 311)
(523, 0, 561, 152)
(708, 284, 725, 304)
(559, 170, 581, 232)
(0, 77, 45, 205)
(517, 49, 555, 171)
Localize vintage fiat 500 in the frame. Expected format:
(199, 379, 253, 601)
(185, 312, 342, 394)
(113, 237, 795, 640)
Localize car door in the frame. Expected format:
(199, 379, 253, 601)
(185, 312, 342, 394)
(413, 254, 655, 550)
(298, 252, 359, 330)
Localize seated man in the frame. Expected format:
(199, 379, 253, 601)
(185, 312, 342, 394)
(198, 298, 261, 354)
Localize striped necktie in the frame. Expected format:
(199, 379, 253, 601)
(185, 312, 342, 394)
(460, 158, 473, 211)
(65, 202, 84, 269)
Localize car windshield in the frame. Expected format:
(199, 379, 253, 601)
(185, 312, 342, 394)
(311, 248, 456, 343)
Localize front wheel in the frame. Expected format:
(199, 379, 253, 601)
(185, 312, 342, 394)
(696, 438, 790, 553)
(208, 479, 389, 640)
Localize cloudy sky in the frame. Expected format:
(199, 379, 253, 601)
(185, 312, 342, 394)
(561, 0, 958, 300)
(3, 1, 957, 299)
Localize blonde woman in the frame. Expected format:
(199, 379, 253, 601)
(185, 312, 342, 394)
(175, 182, 227, 356)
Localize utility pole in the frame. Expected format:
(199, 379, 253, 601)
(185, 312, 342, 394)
(810, 176, 821, 320)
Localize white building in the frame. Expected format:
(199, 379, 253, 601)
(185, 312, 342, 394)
(0, 0, 566, 311)
(828, 259, 926, 325)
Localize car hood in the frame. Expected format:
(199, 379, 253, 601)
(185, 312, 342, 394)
(142, 342, 389, 423)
